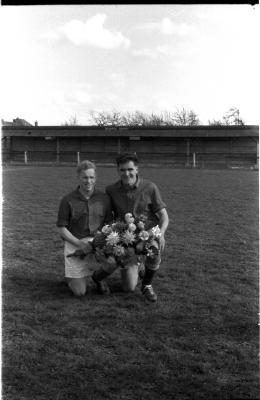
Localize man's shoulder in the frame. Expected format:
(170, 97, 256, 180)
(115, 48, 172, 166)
(94, 189, 111, 201)
(139, 178, 157, 190)
(106, 180, 121, 193)
(60, 189, 78, 202)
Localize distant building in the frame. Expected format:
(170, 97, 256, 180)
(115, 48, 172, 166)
(1, 118, 33, 127)
(1, 124, 258, 168)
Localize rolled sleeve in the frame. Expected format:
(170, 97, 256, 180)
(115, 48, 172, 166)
(151, 183, 166, 214)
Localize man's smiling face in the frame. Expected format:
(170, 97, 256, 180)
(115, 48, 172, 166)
(118, 161, 138, 188)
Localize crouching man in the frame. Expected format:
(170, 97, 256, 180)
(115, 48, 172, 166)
(56, 160, 112, 297)
(91, 153, 169, 302)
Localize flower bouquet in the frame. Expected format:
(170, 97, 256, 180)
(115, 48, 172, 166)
(67, 213, 162, 268)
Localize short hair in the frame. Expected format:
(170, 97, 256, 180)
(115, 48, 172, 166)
(77, 160, 96, 175)
(115, 152, 139, 166)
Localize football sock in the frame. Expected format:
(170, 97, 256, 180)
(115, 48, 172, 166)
(142, 268, 157, 287)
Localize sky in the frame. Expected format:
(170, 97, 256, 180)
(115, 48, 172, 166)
(0, 4, 259, 126)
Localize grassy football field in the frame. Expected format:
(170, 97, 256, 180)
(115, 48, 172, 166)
(2, 165, 259, 400)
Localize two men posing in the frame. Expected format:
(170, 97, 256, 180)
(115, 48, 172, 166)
(57, 153, 169, 302)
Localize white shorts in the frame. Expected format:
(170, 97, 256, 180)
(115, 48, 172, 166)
(64, 237, 98, 279)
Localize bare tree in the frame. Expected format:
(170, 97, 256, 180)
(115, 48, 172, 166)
(160, 110, 175, 126)
(172, 107, 200, 126)
(88, 108, 201, 127)
(208, 119, 223, 126)
(222, 108, 245, 125)
(209, 108, 245, 126)
(125, 111, 169, 126)
(120, 111, 134, 126)
(89, 110, 109, 126)
(129, 111, 149, 126)
(89, 110, 124, 126)
(62, 114, 79, 126)
(147, 112, 166, 126)
(109, 110, 123, 125)
(188, 110, 200, 126)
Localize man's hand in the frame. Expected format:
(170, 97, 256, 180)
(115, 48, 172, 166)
(78, 240, 93, 255)
(95, 248, 107, 263)
(67, 249, 86, 259)
(155, 208, 169, 253)
(67, 241, 93, 259)
(159, 234, 166, 252)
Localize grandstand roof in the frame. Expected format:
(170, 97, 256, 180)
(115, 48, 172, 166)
(2, 125, 258, 138)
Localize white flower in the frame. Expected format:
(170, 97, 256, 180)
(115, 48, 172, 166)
(107, 255, 117, 264)
(125, 213, 135, 224)
(137, 221, 145, 230)
(138, 230, 150, 241)
(128, 223, 136, 232)
(150, 225, 161, 238)
(106, 232, 120, 245)
(136, 241, 145, 253)
(146, 248, 154, 257)
(121, 230, 136, 245)
(125, 213, 133, 222)
(101, 225, 112, 235)
(113, 245, 126, 257)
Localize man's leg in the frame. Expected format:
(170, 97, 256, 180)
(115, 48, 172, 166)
(141, 255, 161, 302)
(67, 277, 87, 297)
(120, 263, 139, 292)
(92, 260, 118, 294)
(64, 238, 93, 297)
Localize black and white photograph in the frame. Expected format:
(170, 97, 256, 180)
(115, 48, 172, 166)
(1, 3, 259, 399)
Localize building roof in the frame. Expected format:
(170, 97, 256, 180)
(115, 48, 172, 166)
(2, 118, 33, 127)
(1, 125, 259, 138)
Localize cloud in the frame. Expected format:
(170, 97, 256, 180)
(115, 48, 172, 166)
(162, 18, 191, 35)
(44, 14, 130, 49)
(132, 48, 158, 59)
(136, 17, 193, 36)
(132, 44, 176, 59)
(52, 84, 119, 112)
(110, 73, 126, 89)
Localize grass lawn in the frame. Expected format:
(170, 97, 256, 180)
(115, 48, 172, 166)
(2, 166, 259, 400)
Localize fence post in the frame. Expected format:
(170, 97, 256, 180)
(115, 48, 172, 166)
(185, 139, 190, 167)
(56, 137, 60, 163)
(193, 152, 196, 168)
(256, 140, 259, 169)
(24, 151, 28, 164)
(77, 151, 80, 164)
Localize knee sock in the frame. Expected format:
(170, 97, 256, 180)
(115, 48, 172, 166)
(93, 268, 111, 282)
(142, 268, 157, 287)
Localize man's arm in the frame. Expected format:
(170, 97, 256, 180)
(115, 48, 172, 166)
(57, 227, 93, 254)
(155, 208, 169, 252)
(104, 195, 114, 224)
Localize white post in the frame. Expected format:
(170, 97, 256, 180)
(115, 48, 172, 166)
(77, 151, 80, 164)
(256, 140, 259, 170)
(24, 151, 28, 164)
(185, 139, 190, 167)
(56, 137, 60, 163)
(193, 152, 196, 168)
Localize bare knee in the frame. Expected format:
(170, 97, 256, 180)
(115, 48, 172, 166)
(71, 287, 86, 297)
(123, 287, 136, 293)
(122, 281, 137, 292)
(68, 279, 87, 297)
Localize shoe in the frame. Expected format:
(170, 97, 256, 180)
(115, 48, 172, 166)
(141, 285, 157, 302)
(92, 275, 110, 294)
